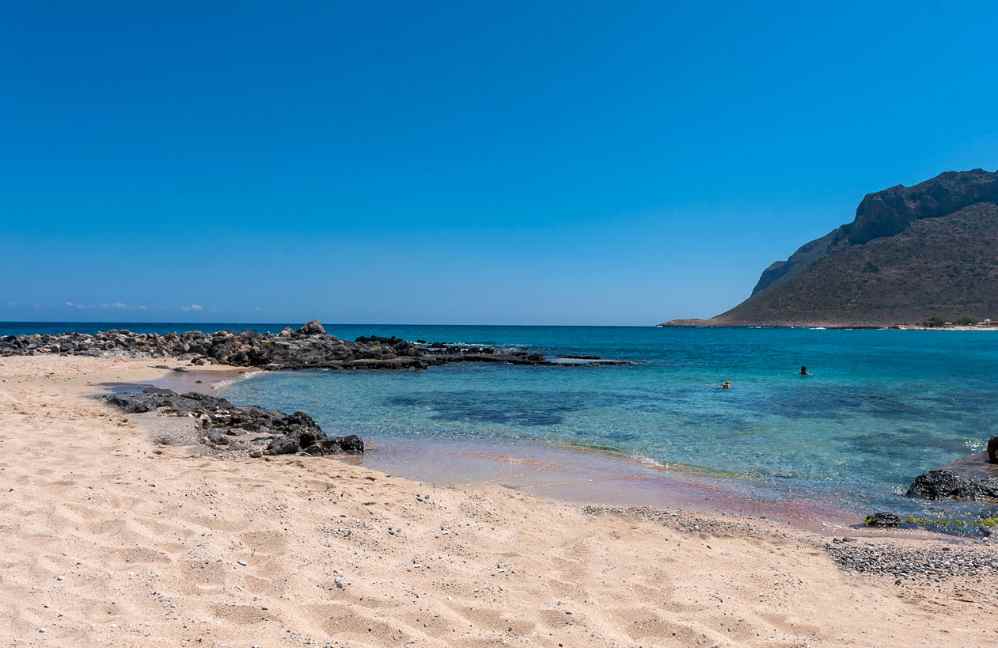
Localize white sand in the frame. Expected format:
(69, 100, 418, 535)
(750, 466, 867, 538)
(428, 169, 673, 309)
(1, 355, 995, 647)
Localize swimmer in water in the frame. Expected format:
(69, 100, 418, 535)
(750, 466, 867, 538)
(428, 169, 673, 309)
(800, 366, 809, 377)
(721, 380, 731, 390)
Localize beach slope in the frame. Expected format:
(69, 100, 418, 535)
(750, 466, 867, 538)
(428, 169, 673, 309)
(0, 355, 995, 647)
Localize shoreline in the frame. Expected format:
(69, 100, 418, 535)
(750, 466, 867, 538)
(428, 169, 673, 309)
(356, 435, 871, 534)
(152, 365, 263, 394)
(117, 362, 997, 539)
(2, 355, 996, 646)
(130, 368, 846, 527)
(212, 365, 995, 537)
(361, 437, 852, 525)
(659, 319, 998, 331)
(207, 367, 866, 530)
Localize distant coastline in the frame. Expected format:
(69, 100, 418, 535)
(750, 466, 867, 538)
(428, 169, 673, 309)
(659, 318, 880, 329)
(659, 318, 998, 331)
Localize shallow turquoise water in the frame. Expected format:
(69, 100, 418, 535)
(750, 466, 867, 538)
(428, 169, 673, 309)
(6, 322, 994, 515)
(219, 325, 998, 515)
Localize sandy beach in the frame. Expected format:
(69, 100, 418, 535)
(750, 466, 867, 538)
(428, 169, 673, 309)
(1, 355, 996, 647)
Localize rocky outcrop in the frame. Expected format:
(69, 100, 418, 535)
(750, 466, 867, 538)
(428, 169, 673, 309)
(664, 169, 998, 326)
(0, 322, 631, 370)
(845, 170, 998, 245)
(106, 387, 363, 457)
(906, 469, 998, 501)
(988, 437, 998, 464)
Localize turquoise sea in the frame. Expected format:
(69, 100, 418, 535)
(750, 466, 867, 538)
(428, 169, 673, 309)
(226, 325, 997, 518)
(6, 322, 997, 519)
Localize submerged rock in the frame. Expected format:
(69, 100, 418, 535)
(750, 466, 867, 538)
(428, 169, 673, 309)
(906, 469, 998, 501)
(864, 512, 901, 528)
(106, 387, 363, 458)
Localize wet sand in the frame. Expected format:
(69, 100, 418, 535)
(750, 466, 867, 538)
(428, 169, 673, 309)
(1, 355, 996, 647)
(363, 437, 858, 534)
(121, 365, 858, 531)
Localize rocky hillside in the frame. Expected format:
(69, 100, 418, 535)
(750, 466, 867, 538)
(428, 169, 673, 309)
(675, 169, 998, 326)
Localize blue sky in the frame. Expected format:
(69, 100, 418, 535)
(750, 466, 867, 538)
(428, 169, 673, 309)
(2, 1, 996, 325)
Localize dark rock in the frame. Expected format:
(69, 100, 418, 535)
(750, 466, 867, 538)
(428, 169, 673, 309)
(104, 387, 362, 460)
(988, 437, 998, 464)
(0, 326, 624, 371)
(266, 436, 300, 455)
(107, 393, 156, 414)
(906, 469, 998, 501)
(864, 512, 901, 528)
(301, 443, 326, 456)
(333, 434, 364, 455)
(300, 434, 364, 456)
(299, 320, 326, 336)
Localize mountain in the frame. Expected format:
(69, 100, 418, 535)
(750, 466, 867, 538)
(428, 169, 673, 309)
(668, 169, 998, 327)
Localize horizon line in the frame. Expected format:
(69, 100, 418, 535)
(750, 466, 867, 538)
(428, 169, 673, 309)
(0, 320, 661, 328)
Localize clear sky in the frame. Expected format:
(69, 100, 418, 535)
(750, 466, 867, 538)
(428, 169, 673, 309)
(2, 1, 996, 325)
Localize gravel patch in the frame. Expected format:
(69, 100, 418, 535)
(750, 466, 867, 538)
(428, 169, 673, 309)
(824, 539, 998, 580)
(582, 504, 773, 538)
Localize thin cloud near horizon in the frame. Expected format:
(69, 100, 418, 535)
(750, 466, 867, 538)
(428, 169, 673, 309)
(64, 301, 148, 312)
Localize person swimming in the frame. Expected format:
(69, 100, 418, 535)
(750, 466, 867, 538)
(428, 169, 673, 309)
(800, 366, 809, 376)
(721, 380, 731, 390)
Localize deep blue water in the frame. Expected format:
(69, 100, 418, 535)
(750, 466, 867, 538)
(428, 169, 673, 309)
(6, 322, 997, 516)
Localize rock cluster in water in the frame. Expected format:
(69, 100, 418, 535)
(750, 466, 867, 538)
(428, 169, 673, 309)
(0, 320, 625, 370)
(863, 448, 998, 536)
(906, 469, 998, 501)
(106, 387, 363, 457)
